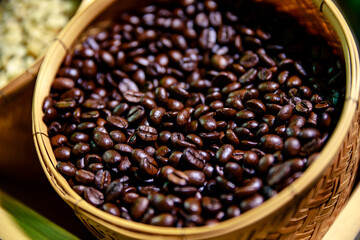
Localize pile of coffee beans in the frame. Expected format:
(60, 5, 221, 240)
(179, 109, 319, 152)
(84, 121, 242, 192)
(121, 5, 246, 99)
(43, 0, 344, 227)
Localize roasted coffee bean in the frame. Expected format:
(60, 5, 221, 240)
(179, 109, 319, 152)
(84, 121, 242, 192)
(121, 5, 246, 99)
(224, 162, 243, 183)
(149, 213, 176, 227)
(149, 107, 166, 125)
(167, 99, 185, 111)
(199, 115, 217, 132)
(75, 169, 95, 185)
(216, 176, 236, 192)
(184, 170, 205, 187)
(109, 130, 126, 143)
(45, 0, 343, 227)
(225, 129, 240, 146)
(84, 187, 104, 206)
(94, 169, 111, 190)
(215, 144, 234, 165)
(149, 193, 174, 212)
(267, 163, 291, 186)
(140, 156, 158, 176)
(158, 131, 172, 144)
(284, 137, 301, 156)
(277, 105, 293, 122)
(107, 115, 129, 129)
(298, 128, 320, 140)
(52, 77, 75, 90)
(294, 99, 312, 113)
(235, 177, 262, 198)
(54, 146, 71, 161)
(186, 134, 203, 148)
(102, 203, 120, 216)
(260, 134, 284, 152)
(183, 148, 205, 170)
(131, 149, 151, 164)
(240, 194, 264, 212)
(137, 125, 158, 141)
(243, 151, 259, 168)
(72, 142, 91, 156)
(169, 151, 183, 167)
(56, 162, 76, 176)
(168, 169, 189, 186)
(177, 107, 192, 127)
(202, 197, 222, 215)
(102, 150, 122, 164)
(127, 105, 145, 123)
(130, 197, 150, 220)
(245, 99, 266, 114)
(105, 180, 124, 202)
(93, 132, 114, 150)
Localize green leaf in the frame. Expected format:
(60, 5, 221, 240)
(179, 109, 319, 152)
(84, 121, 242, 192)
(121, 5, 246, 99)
(1, 193, 79, 240)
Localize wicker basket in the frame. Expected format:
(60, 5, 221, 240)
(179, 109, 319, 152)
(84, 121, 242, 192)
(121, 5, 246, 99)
(0, 0, 93, 180)
(32, 0, 360, 239)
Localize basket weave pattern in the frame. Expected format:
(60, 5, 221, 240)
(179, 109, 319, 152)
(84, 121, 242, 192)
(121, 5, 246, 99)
(32, 0, 360, 239)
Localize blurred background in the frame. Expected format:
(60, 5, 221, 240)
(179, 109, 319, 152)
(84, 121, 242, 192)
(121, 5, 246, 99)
(337, 0, 360, 42)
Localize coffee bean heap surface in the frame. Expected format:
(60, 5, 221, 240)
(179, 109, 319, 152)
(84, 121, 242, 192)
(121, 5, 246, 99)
(43, 0, 344, 227)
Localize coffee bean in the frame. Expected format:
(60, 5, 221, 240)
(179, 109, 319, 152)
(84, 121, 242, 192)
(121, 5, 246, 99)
(298, 128, 320, 140)
(94, 169, 111, 190)
(177, 107, 192, 126)
(109, 130, 126, 143)
(149, 107, 166, 125)
(240, 51, 259, 68)
(72, 142, 91, 156)
(267, 163, 291, 186)
(240, 194, 264, 212)
(183, 148, 205, 170)
(235, 177, 262, 198)
(215, 144, 234, 165)
(149, 193, 174, 212)
(260, 134, 283, 152)
(84, 187, 104, 206)
(93, 132, 114, 150)
(130, 197, 150, 220)
(184, 197, 202, 215)
(245, 99, 266, 114)
(127, 105, 145, 123)
(224, 162, 243, 183)
(199, 115, 217, 132)
(102, 203, 120, 216)
(54, 146, 71, 161)
(56, 162, 76, 176)
(184, 170, 205, 187)
(109, 145, 130, 158)
(45, 0, 344, 227)
(107, 115, 129, 129)
(202, 197, 222, 215)
(284, 137, 301, 156)
(52, 77, 75, 90)
(137, 125, 158, 141)
(105, 180, 124, 202)
(75, 169, 95, 185)
(199, 28, 216, 49)
(149, 213, 175, 226)
(186, 134, 203, 148)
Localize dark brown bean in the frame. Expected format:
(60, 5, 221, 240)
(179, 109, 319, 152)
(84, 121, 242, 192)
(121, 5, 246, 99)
(137, 125, 158, 141)
(260, 134, 284, 152)
(84, 187, 104, 206)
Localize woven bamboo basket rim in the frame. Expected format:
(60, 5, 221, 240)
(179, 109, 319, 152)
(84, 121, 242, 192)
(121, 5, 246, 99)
(32, 0, 360, 238)
(0, 0, 93, 103)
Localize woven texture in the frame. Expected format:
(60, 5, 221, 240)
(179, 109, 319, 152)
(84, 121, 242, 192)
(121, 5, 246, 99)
(31, 0, 360, 239)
